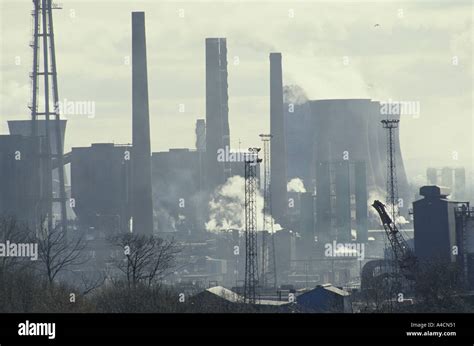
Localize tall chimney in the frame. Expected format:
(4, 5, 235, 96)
(131, 12, 153, 235)
(269, 52, 288, 226)
(205, 38, 230, 192)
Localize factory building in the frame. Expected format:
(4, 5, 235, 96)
(0, 134, 50, 228)
(205, 38, 230, 192)
(413, 185, 474, 289)
(8, 120, 71, 221)
(456, 206, 474, 289)
(413, 185, 460, 264)
(296, 284, 352, 313)
(70, 143, 133, 272)
(151, 149, 202, 234)
(70, 143, 132, 234)
(151, 146, 256, 235)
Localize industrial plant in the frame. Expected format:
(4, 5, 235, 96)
(0, 0, 473, 318)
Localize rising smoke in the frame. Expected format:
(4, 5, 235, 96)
(287, 178, 306, 193)
(367, 190, 410, 225)
(283, 85, 308, 105)
(205, 176, 282, 233)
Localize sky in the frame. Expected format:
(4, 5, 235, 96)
(0, 0, 472, 182)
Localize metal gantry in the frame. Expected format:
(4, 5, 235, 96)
(30, 0, 68, 233)
(381, 119, 399, 225)
(243, 147, 261, 304)
(259, 134, 277, 289)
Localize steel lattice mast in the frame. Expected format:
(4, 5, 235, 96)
(244, 147, 261, 304)
(259, 134, 277, 289)
(381, 119, 399, 225)
(30, 0, 68, 233)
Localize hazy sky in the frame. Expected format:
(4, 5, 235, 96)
(0, 0, 472, 181)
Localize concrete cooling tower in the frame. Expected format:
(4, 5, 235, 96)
(311, 99, 378, 187)
(284, 97, 410, 217)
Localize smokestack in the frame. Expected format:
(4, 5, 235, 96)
(131, 12, 153, 235)
(195, 119, 206, 152)
(269, 52, 288, 225)
(205, 38, 230, 192)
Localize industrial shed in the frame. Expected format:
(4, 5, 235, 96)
(188, 286, 297, 312)
(296, 284, 352, 312)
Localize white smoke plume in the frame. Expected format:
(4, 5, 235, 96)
(283, 85, 308, 105)
(154, 208, 177, 232)
(287, 178, 306, 193)
(206, 176, 282, 233)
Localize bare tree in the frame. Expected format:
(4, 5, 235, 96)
(414, 258, 466, 312)
(32, 222, 87, 284)
(78, 271, 106, 296)
(110, 233, 180, 289)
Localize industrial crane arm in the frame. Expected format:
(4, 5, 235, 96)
(372, 200, 417, 280)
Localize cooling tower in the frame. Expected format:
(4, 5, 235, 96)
(367, 101, 386, 191)
(311, 100, 376, 187)
(300, 192, 315, 240)
(309, 99, 410, 213)
(335, 161, 351, 242)
(205, 38, 230, 192)
(270, 53, 288, 226)
(131, 12, 154, 235)
(8, 119, 66, 156)
(315, 161, 331, 242)
(354, 161, 368, 242)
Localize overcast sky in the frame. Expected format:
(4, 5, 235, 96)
(0, 0, 472, 181)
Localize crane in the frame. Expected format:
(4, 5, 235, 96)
(372, 200, 417, 280)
